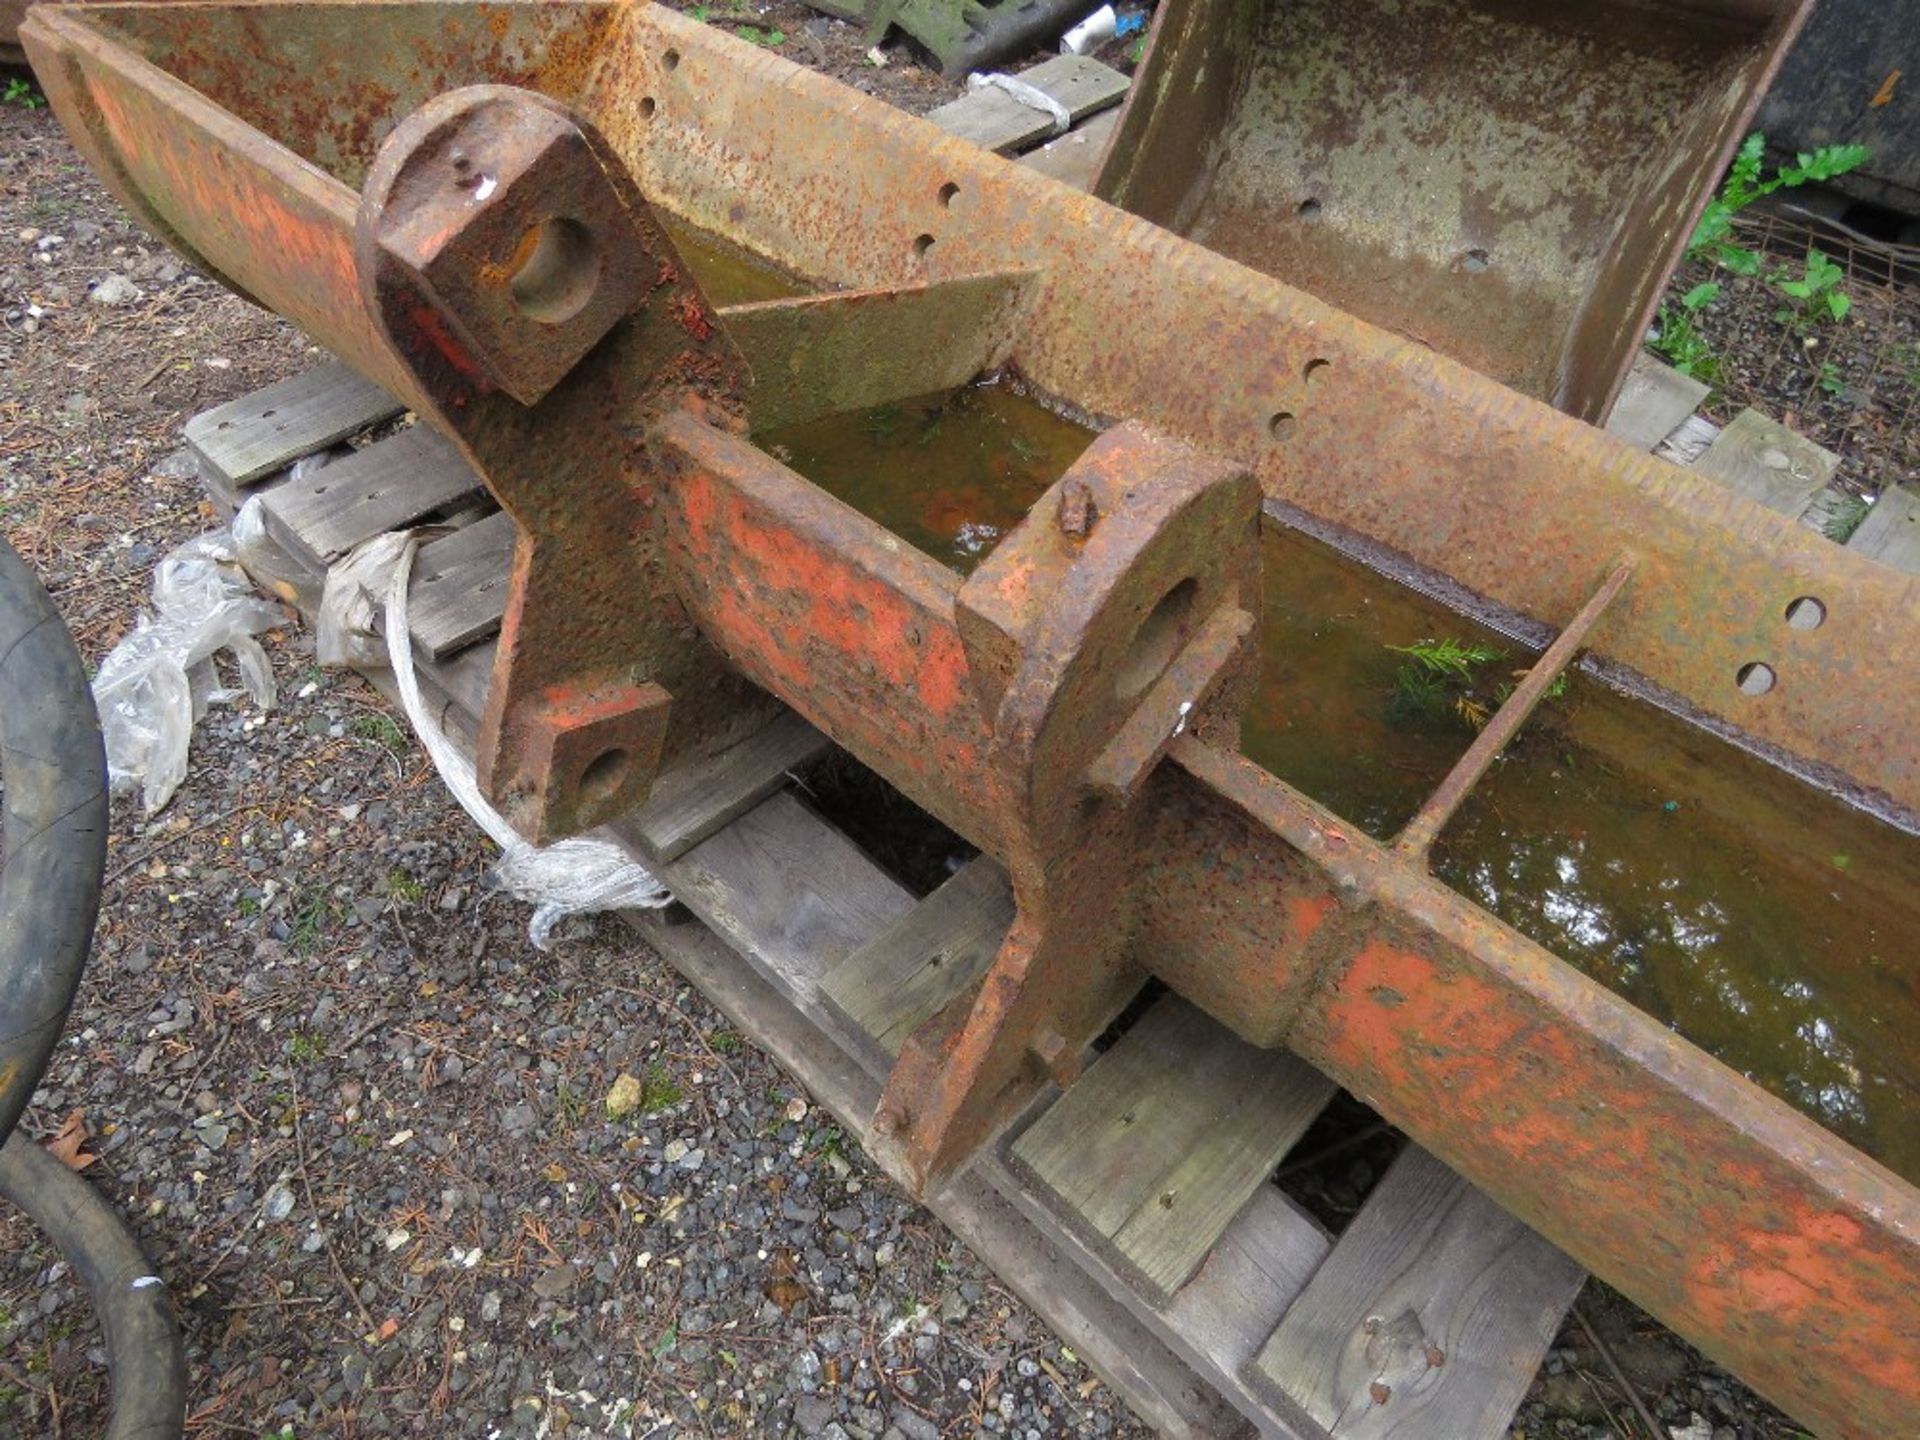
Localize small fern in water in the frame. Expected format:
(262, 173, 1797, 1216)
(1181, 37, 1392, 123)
(1387, 639, 1569, 732)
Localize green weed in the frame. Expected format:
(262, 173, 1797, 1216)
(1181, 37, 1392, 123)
(288, 1032, 326, 1065)
(1774, 248, 1851, 330)
(639, 1063, 683, 1114)
(3, 77, 45, 109)
(350, 711, 409, 756)
(1688, 132, 1869, 275)
(1821, 495, 1871, 543)
(1649, 280, 1722, 381)
(386, 868, 423, 903)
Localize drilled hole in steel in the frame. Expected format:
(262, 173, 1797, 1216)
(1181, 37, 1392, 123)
(1116, 579, 1197, 701)
(912, 233, 936, 261)
(938, 181, 960, 208)
(1785, 596, 1826, 630)
(1736, 662, 1777, 696)
(508, 217, 600, 325)
(663, 48, 681, 70)
(1463, 247, 1491, 273)
(1303, 358, 1330, 385)
(578, 747, 633, 807)
(638, 95, 657, 119)
(1297, 198, 1321, 220)
(1269, 411, 1298, 441)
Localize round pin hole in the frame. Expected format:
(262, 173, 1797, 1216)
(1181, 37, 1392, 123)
(1269, 411, 1298, 441)
(663, 48, 680, 70)
(638, 95, 657, 120)
(509, 217, 600, 324)
(912, 233, 936, 260)
(578, 747, 632, 807)
(1303, 358, 1330, 385)
(1297, 198, 1321, 220)
(1736, 661, 1776, 696)
(1785, 596, 1826, 630)
(1116, 578, 1198, 700)
(938, 182, 960, 208)
(1463, 247, 1491, 273)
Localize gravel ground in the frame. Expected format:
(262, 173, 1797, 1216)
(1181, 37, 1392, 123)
(0, 12, 1850, 1440)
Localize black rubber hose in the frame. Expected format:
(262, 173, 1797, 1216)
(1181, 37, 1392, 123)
(0, 533, 109, 1146)
(0, 1132, 187, 1439)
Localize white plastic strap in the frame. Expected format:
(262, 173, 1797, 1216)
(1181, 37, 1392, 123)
(967, 71, 1071, 136)
(380, 535, 672, 948)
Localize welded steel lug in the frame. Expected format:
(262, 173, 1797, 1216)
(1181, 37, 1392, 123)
(356, 86, 766, 843)
(360, 86, 651, 407)
(878, 424, 1261, 1189)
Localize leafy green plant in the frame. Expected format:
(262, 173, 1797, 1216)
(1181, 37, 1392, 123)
(3, 77, 45, 109)
(1388, 638, 1507, 683)
(1688, 133, 1870, 275)
(1773, 248, 1850, 330)
(737, 24, 784, 45)
(1816, 360, 1847, 397)
(1650, 280, 1722, 381)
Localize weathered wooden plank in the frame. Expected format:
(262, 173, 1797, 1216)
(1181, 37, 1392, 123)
(820, 855, 1013, 1059)
(926, 55, 1129, 155)
(623, 710, 831, 863)
(1163, 1190, 1333, 1381)
(1847, 483, 1920, 574)
(185, 362, 400, 489)
(1691, 408, 1840, 516)
(1011, 997, 1336, 1304)
(262, 425, 482, 568)
(1653, 411, 1720, 468)
(631, 914, 1260, 1440)
(1251, 1146, 1584, 1440)
(1604, 353, 1708, 452)
(1019, 107, 1123, 192)
(659, 791, 918, 1003)
(409, 510, 515, 660)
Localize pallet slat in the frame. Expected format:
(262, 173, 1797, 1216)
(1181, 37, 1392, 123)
(1691, 408, 1839, 516)
(186, 362, 401, 493)
(926, 55, 1129, 155)
(1011, 997, 1337, 1304)
(1847, 483, 1920, 574)
(1603, 353, 1708, 452)
(623, 710, 831, 863)
(1251, 1146, 1584, 1439)
(261, 426, 483, 569)
(821, 855, 1014, 1059)
(411, 511, 516, 659)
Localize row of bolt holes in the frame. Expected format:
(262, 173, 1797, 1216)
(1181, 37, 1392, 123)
(630, 73, 1803, 705)
(1740, 596, 1827, 696)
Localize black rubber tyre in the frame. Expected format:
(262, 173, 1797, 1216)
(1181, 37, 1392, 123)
(0, 1132, 188, 1439)
(0, 535, 185, 1438)
(0, 534, 109, 1145)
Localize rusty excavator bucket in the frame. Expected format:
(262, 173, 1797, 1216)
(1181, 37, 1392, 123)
(19, 4, 1918, 1437)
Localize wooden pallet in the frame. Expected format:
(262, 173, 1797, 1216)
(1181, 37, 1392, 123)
(1604, 352, 1920, 575)
(189, 368, 1590, 1438)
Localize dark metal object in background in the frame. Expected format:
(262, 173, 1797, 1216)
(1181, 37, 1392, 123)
(804, 0, 1097, 76)
(1095, 0, 1815, 422)
(18, 7, 1920, 1437)
(1758, 0, 1920, 217)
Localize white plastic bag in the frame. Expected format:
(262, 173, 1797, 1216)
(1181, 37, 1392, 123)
(92, 518, 284, 813)
(377, 535, 673, 947)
